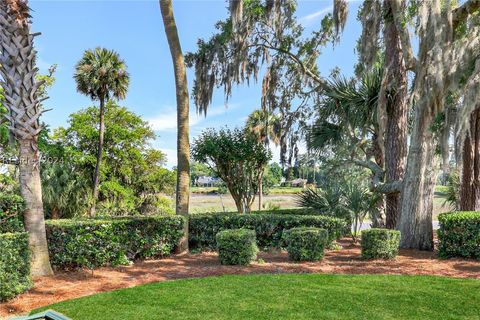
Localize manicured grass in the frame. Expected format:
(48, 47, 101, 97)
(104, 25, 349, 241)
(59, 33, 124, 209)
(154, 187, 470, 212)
(33, 274, 479, 320)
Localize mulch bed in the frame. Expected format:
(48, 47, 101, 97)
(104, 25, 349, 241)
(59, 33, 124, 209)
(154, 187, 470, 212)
(1, 238, 479, 318)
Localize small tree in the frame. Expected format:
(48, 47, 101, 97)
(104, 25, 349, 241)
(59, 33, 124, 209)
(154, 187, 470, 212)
(74, 48, 129, 217)
(192, 128, 271, 213)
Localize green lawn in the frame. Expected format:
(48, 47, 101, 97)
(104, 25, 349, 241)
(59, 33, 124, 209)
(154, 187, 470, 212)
(34, 274, 479, 320)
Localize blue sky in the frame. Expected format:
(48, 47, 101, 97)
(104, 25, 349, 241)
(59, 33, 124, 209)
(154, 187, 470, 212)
(31, 0, 362, 168)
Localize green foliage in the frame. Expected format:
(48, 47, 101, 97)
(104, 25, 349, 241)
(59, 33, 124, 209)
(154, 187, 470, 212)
(48, 102, 175, 217)
(438, 211, 480, 259)
(283, 227, 328, 261)
(45, 216, 185, 270)
(189, 210, 347, 251)
(0, 192, 24, 233)
(361, 229, 400, 260)
(190, 161, 215, 185)
(0, 232, 32, 301)
(74, 48, 129, 102)
(297, 178, 379, 241)
(262, 163, 283, 194)
(443, 170, 459, 210)
(216, 229, 258, 265)
(0, 174, 24, 233)
(192, 128, 271, 212)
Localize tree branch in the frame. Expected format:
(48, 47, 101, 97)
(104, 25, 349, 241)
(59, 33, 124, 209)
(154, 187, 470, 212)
(390, 0, 417, 71)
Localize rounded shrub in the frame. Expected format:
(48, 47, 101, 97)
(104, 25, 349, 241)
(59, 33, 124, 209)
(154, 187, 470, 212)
(216, 229, 258, 265)
(361, 228, 400, 259)
(283, 227, 329, 262)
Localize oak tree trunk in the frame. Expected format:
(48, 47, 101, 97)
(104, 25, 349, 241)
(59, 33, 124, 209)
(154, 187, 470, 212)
(160, 0, 190, 252)
(90, 97, 105, 217)
(397, 100, 435, 250)
(384, 0, 408, 229)
(19, 139, 53, 276)
(459, 108, 480, 211)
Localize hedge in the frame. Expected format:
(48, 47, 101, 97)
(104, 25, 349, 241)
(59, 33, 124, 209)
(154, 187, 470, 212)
(46, 216, 185, 270)
(361, 228, 400, 259)
(438, 212, 480, 259)
(0, 232, 32, 301)
(189, 212, 347, 250)
(283, 227, 328, 261)
(216, 229, 258, 265)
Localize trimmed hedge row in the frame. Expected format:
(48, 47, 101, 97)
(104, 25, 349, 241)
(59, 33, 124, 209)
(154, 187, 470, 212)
(0, 232, 32, 301)
(283, 227, 328, 261)
(361, 228, 400, 260)
(46, 216, 185, 270)
(216, 229, 258, 265)
(438, 212, 480, 259)
(189, 212, 347, 250)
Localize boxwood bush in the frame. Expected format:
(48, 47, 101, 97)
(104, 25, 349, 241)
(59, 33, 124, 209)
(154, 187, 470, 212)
(283, 227, 328, 261)
(46, 216, 185, 270)
(438, 211, 480, 259)
(216, 229, 258, 265)
(361, 228, 400, 259)
(189, 212, 347, 251)
(0, 232, 32, 301)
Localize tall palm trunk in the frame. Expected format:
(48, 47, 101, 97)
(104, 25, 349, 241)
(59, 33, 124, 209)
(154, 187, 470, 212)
(0, 0, 53, 275)
(160, 0, 190, 252)
(459, 108, 480, 210)
(383, 0, 408, 229)
(90, 97, 105, 217)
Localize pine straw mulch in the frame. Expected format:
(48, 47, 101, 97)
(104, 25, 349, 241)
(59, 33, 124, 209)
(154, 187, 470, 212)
(1, 238, 479, 318)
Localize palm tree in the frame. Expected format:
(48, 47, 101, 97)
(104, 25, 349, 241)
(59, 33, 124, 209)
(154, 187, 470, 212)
(74, 48, 129, 217)
(245, 108, 281, 210)
(0, 0, 53, 276)
(160, 0, 190, 252)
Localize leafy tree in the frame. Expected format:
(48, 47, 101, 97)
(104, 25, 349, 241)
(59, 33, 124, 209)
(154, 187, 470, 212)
(0, 0, 53, 275)
(192, 128, 271, 213)
(190, 161, 215, 185)
(262, 162, 283, 194)
(160, 0, 191, 251)
(186, 0, 337, 168)
(52, 102, 175, 217)
(74, 47, 130, 216)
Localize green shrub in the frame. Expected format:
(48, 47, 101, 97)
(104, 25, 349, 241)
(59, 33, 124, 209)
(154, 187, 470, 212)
(46, 216, 185, 270)
(438, 211, 480, 259)
(283, 227, 328, 261)
(189, 211, 347, 251)
(0, 232, 32, 301)
(0, 193, 25, 233)
(361, 228, 400, 259)
(216, 229, 258, 265)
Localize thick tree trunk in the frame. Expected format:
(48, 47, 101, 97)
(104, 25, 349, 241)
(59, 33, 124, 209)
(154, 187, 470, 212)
(383, 0, 408, 230)
(90, 97, 105, 217)
(397, 101, 435, 250)
(19, 139, 53, 276)
(459, 108, 480, 211)
(160, 0, 190, 252)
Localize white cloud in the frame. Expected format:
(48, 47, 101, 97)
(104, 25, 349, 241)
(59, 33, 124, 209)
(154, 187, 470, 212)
(299, 6, 332, 26)
(147, 104, 237, 132)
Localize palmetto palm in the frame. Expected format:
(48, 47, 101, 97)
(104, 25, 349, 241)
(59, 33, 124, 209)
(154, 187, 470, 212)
(74, 47, 129, 216)
(245, 108, 281, 210)
(0, 0, 53, 275)
(245, 109, 281, 147)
